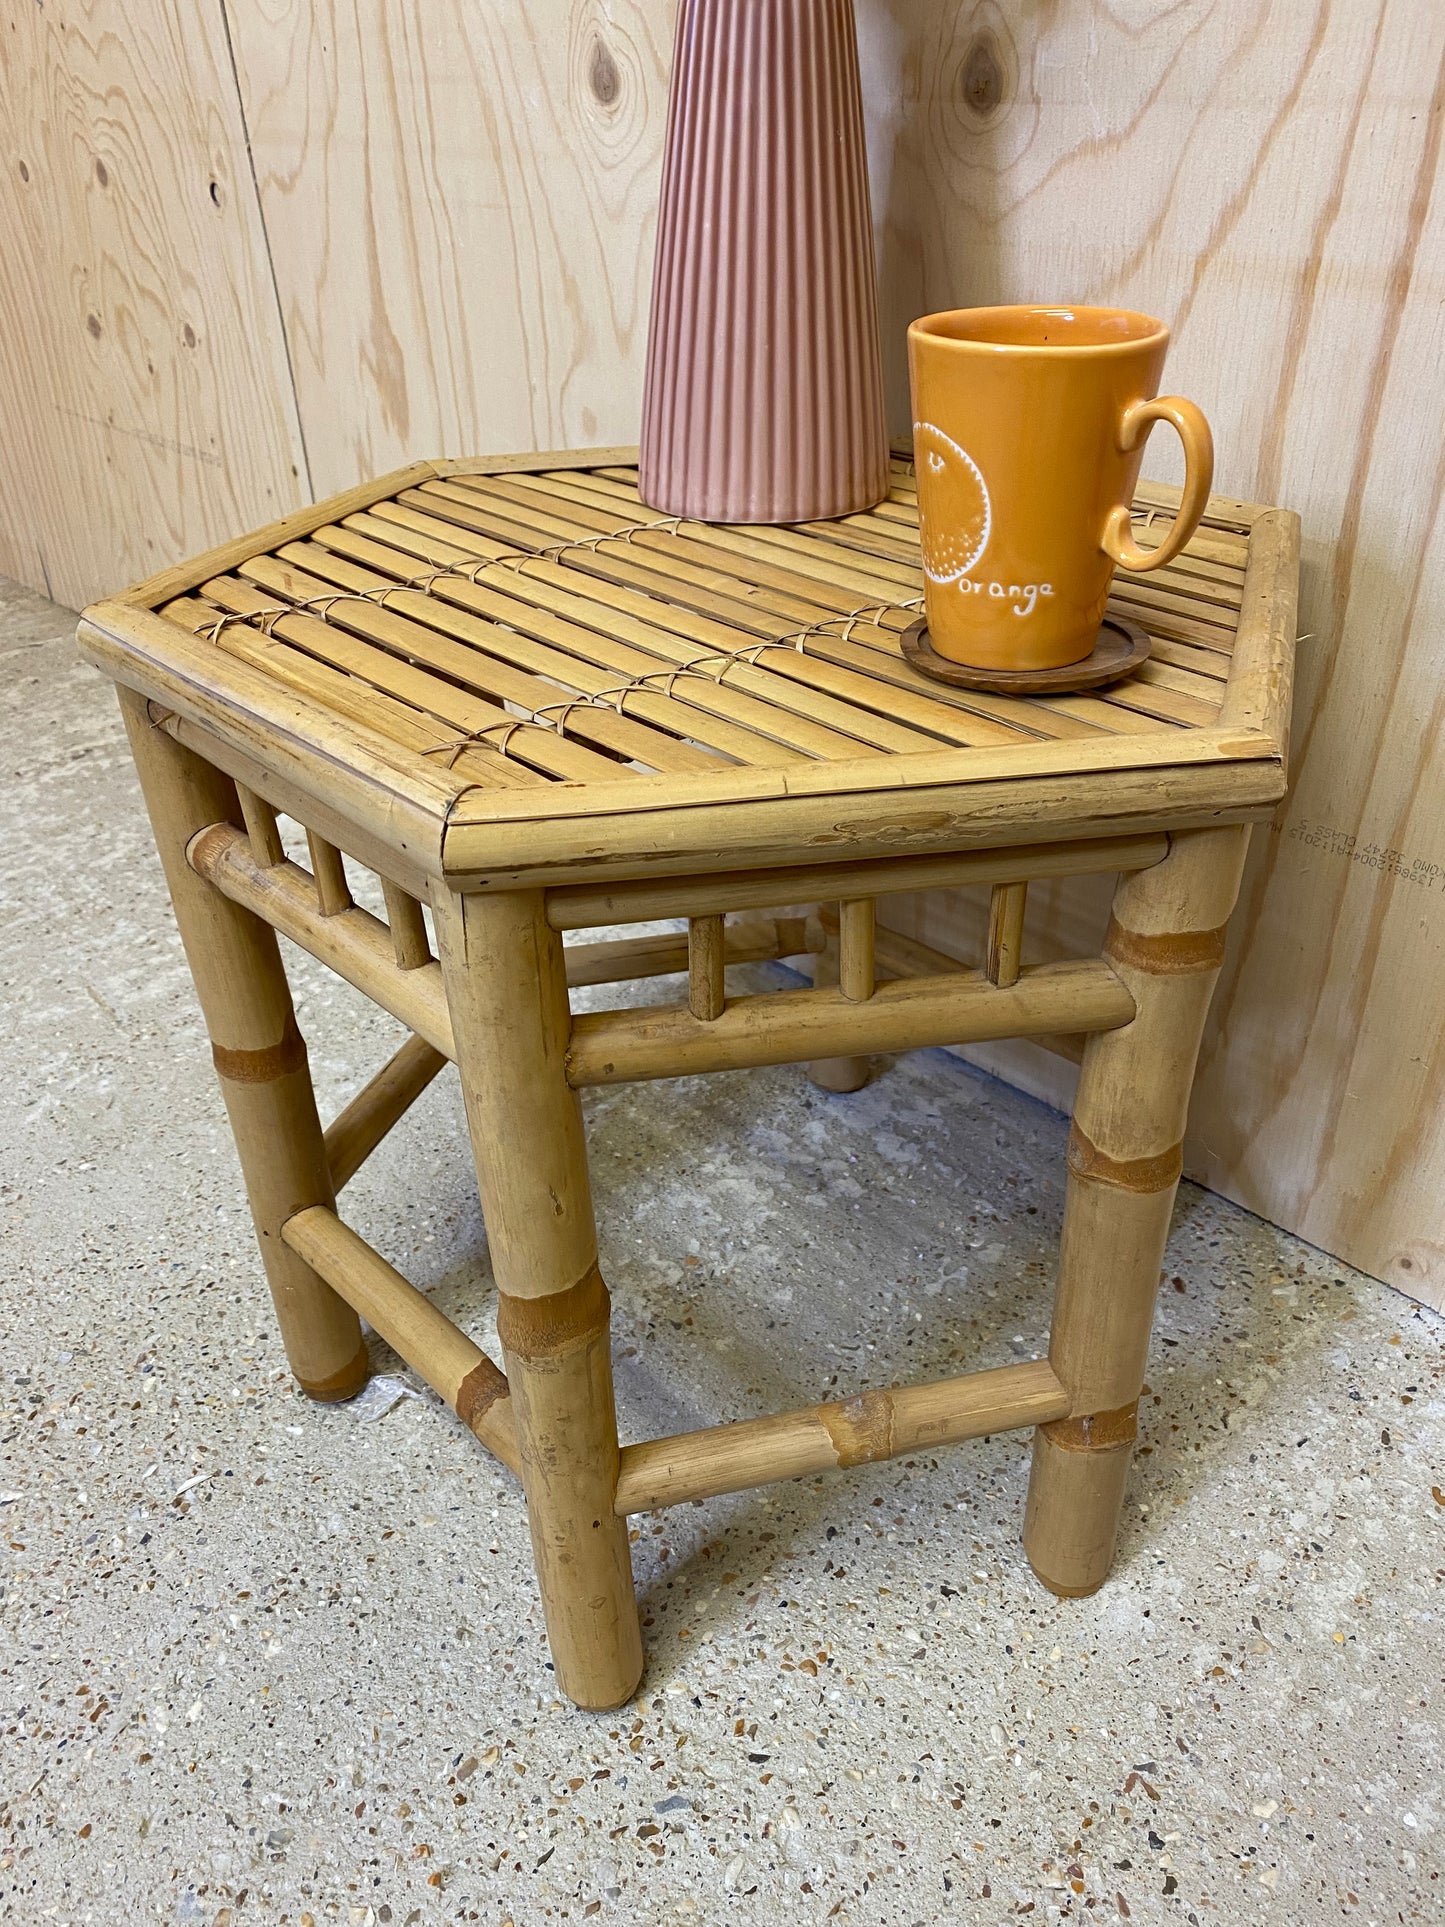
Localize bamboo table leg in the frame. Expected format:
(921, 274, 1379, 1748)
(432, 886, 643, 1710)
(118, 690, 370, 1401)
(805, 912, 871, 1093)
(1024, 825, 1250, 1597)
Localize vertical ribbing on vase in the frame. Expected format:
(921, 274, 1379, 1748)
(639, 0, 889, 525)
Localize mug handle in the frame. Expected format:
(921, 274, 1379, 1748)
(1100, 395, 1214, 573)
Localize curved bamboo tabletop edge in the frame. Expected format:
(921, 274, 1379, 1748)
(82, 442, 1298, 887)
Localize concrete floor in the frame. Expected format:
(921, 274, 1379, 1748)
(1, 574, 1441, 1927)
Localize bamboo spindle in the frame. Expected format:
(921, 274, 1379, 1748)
(687, 913, 726, 1021)
(564, 913, 823, 988)
(381, 878, 431, 970)
(188, 827, 455, 1058)
(1023, 825, 1250, 1598)
(281, 1205, 518, 1474)
(237, 782, 285, 868)
(805, 914, 870, 1094)
(431, 886, 642, 1711)
(191, 830, 825, 1059)
(986, 881, 1028, 987)
(306, 830, 352, 917)
(323, 1032, 448, 1191)
(838, 897, 876, 1001)
(118, 690, 368, 1401)
(844, 911, 1087, 1065)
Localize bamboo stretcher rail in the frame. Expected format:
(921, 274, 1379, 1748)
(612, 1359, 1069, 1513)
(188, 824, 458, 1058)
(545, 833, 1169, 928)
(846, 915, 1088, 1066)
(281, 1206, 519, 1475)
(566, 959, 1135, 1086)
(564, 914, 823, 987)
(323, 1033, 448, 1191)
(189, 828, 828, 1062)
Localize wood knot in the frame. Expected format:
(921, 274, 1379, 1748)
(959, 31, 1008, 124)
(588, 37, 621, 107)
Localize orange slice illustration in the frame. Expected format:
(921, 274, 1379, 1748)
(915, 421, 991, 582)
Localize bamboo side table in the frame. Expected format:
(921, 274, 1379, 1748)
(79, 443, 1297, 1709)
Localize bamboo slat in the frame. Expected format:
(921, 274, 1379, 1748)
(161, 595, 538, 792)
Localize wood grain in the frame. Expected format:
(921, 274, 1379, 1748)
(868, 1, 1445, 1309)
(221, 0, 672, 496)
(0, 0, 308, 609)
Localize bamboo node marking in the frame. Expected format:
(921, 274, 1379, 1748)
(497, 1264, 611, 1360)
(1066, 1126, 1183, 1194)
(1041, 1401, 1139, 1454)
(1104, 917, 1228, 975)
(294, 1340, 373, 1404)
(821, 1387, 894, 1469)
(211, 1015, 308, 1085)
(456, 1356, 511, 1431)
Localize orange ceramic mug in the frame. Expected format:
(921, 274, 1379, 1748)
(906, 304, 1214, 671)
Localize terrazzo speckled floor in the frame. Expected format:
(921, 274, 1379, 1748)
(2, 576, 1441, 1927)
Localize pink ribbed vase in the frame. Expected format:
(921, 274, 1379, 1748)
(638, 0, 889, 524)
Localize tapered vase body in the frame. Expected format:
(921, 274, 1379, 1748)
(639, 0, 889, 524)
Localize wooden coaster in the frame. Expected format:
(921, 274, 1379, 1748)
(900, 612, 1151, 695)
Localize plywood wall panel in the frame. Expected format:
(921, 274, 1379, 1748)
(869, 1, 1445, 1308)
(0, 0, 308, 611)
(224, 0, 672, 497)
